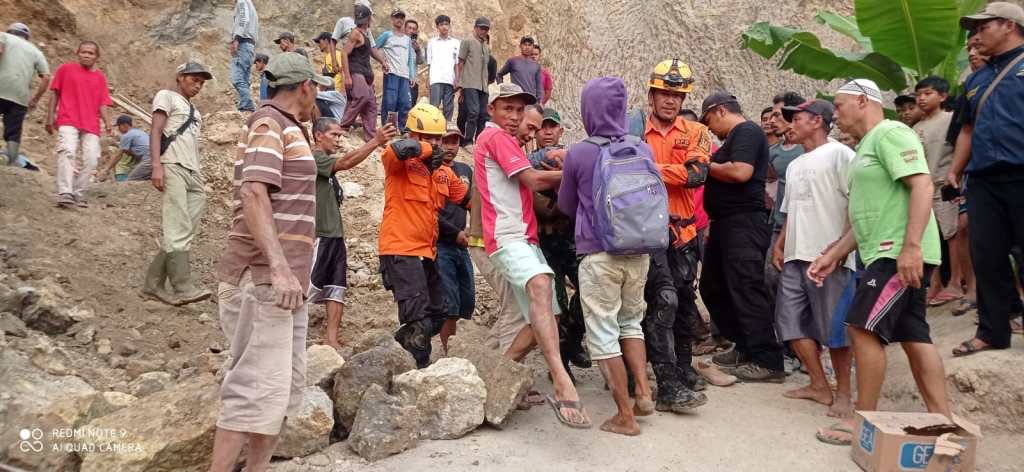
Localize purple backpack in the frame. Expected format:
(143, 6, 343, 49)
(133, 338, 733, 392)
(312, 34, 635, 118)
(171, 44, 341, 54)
(586, 135, 670, 255)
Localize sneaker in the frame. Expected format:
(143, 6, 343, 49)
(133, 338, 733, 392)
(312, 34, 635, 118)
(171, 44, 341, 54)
(733, 363, 786, 383)
(712, 349, 749, 368)
(75, 198, 89, 208)
(785, 355, 802, 376)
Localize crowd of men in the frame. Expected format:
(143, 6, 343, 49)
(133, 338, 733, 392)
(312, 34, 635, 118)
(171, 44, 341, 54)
(2, 0, 1022, 470)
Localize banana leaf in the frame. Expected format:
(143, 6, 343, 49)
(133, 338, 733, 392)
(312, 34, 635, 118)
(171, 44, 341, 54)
(855, 0, 961, 75)
(815, 11, 873, 51)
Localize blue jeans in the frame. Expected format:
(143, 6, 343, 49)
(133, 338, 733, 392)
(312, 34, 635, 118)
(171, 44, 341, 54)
(429, 83, 455, 121)
(230, 41, 255, 112)
(436, 243, 475, 319)
(381, 73, 412, 130)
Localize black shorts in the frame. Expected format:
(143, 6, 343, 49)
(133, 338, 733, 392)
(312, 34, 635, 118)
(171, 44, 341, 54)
(308, 236, 347, 304)
(0, 98, 28, 143)
(845, 259, 935, 344)
(379, 255, 445, 325)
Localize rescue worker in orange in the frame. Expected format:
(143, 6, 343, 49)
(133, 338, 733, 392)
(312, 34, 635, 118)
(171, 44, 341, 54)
(379, 103, 469, 368)
(638, 59, 713, 412)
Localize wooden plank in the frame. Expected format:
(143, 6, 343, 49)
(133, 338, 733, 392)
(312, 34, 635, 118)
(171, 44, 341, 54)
(111, 94, 152, 125)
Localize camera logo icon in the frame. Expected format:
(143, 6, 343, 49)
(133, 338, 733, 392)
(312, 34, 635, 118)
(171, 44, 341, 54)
(18, 428, 44, 453)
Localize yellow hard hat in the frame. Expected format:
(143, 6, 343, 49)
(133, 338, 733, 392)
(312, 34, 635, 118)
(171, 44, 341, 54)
(406, 103, 446, 136)
(648, 59, 694, 93)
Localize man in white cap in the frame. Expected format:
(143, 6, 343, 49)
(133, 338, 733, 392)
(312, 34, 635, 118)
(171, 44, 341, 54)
(808, 79, 950, 446)
(949, 1, 1024, 357)
(0, 22, 50, 165)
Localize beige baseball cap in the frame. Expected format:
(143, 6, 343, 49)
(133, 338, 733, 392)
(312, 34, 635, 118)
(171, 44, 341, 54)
(960, 2, 1024, 30)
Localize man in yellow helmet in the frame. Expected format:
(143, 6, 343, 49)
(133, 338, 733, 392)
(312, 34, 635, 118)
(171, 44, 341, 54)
(379, 103, 470, 367)
(636, 59, 715, 413)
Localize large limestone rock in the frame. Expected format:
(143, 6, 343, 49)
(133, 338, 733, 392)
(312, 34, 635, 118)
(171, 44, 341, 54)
(331, 342, 416, 430)
(0, 349, 95, 470)
(127, 371, 175, 397)
(392, 357, 486, 439)
(449, 336, 534, 428)
(77, 376, 221, 472)
(274, 386, 335, 458)
(306, 344, 345, 390)
(348, 384, 421, 461)
(1, 285, 84, 335)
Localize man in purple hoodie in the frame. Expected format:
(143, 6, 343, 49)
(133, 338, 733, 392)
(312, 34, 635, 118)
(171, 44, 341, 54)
(558, 77, 655, 436)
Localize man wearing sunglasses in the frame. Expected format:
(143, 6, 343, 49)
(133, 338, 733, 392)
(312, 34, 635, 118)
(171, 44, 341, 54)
(699, 91, 785, 383)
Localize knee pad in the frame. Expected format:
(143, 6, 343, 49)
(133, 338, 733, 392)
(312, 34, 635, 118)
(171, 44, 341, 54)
(649, 288, 678, 329)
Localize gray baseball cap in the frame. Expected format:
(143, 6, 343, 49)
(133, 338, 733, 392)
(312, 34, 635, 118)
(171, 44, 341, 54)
(6, 22, 30, 38)
(474, 17, 491, 29)
(782, 99, 835, 127)
(488, 83, 537, 105)
(699, 91, 739, 123)
(273, 31, 296, 44)
(176, 62, 214, 80)
(960, 2, 1024, 30)
(265, 52, 333, 87)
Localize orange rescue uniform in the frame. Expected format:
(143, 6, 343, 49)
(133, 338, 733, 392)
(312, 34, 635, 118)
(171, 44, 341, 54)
(378, 143, 468, 259)
(644, 116, 713, 244)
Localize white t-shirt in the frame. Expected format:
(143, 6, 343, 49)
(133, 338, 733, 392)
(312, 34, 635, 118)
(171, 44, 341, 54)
(426, 36, 460, 86)
(781, 140, 855, 269)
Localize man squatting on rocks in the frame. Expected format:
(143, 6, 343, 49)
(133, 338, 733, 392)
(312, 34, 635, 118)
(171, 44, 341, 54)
(378, 102, 468, 369)
(209, 52, 333, 472)
(309, 118, 397, 349)
(141, 62, 214, 307)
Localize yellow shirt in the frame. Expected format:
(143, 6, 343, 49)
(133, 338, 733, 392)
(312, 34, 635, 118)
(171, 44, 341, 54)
(323, 52, 344, 92)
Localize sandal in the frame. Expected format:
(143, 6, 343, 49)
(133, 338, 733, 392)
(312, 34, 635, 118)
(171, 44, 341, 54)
(815, 422, 854, 446)
(952, 339, 994, 357)
(927, 291, 962, 307)
(951, 299, 977, 317)
(545, 394, 592, 429)
(1011, 318, 1023, 335)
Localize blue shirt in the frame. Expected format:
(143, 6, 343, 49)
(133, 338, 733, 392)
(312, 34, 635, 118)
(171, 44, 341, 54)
(259, 75, 269, 101)
(119, 128, 150, 160)
(963, 44, 1024, 174)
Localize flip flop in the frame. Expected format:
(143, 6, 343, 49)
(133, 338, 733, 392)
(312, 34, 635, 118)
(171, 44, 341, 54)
(928, 291, 962, 307)
(815, 422, 854, 446)
(951, 299, 977, 317)
(952, 339, 994, 357)
(516, 390, 546, 410)
(545, 394, 592, 429)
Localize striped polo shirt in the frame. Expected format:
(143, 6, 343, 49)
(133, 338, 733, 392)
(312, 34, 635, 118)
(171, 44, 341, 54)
(216, 102, 318, 291)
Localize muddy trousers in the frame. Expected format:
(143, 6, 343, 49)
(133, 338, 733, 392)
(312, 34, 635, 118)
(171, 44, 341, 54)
(55, 126, 100, 200)
(339, 73, 378, 141)
(642, 245, 701, 369)
(161, 164, 205, 252)
(969, 170, 1024, 349)
(380, 255, 447, 368)
(700, 211, 784, 371)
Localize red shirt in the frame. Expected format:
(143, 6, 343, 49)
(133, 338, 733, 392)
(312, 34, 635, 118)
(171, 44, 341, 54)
(50, 63, 112, 135)
(541, 68, 553, 104)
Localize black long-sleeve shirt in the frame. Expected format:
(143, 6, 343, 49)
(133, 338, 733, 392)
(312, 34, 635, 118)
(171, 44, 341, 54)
(438, 161, 473, 245)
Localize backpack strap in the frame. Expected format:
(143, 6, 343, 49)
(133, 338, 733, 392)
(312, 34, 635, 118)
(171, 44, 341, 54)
(976, 49, 1024, 119)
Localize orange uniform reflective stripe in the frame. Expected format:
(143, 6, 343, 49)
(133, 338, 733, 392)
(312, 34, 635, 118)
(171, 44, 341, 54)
(644, 116, 712, 245)
(378, 145, 468, 258)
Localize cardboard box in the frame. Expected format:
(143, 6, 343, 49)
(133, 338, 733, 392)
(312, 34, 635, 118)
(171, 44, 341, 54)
(851, 411, 982, 472)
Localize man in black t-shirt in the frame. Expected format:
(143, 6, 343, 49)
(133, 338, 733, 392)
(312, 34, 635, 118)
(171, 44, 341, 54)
(698, 92, 785, 382)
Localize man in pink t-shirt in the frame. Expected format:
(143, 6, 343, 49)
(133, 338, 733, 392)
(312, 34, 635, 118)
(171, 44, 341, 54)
(46, 41, 113, 208)
(474, 83, 590, 429)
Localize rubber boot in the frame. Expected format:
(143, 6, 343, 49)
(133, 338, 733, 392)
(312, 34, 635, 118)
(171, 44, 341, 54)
(395, 318, 434, 368)
(678, 364, 708, 392)
(166, 251, 211, 305)
(141, 251, 178, 305)
(653, 363, 707, 413)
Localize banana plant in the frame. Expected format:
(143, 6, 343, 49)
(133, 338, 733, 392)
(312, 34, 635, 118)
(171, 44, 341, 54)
(741, 0, 986, 94)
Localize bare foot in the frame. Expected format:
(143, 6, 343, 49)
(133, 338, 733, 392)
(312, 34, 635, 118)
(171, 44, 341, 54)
(815, 419, 856, 446)
(324, 339, 342, 350)
(828, 393, 853, 418)
(633, 396, 655, 417)
(783, 385, 834, 406)
(600, 414, 640, 436)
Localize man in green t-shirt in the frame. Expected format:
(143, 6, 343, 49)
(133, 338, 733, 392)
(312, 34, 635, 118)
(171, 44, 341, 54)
(807, 79, 949, 446)
(309, 117, 396, 348)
